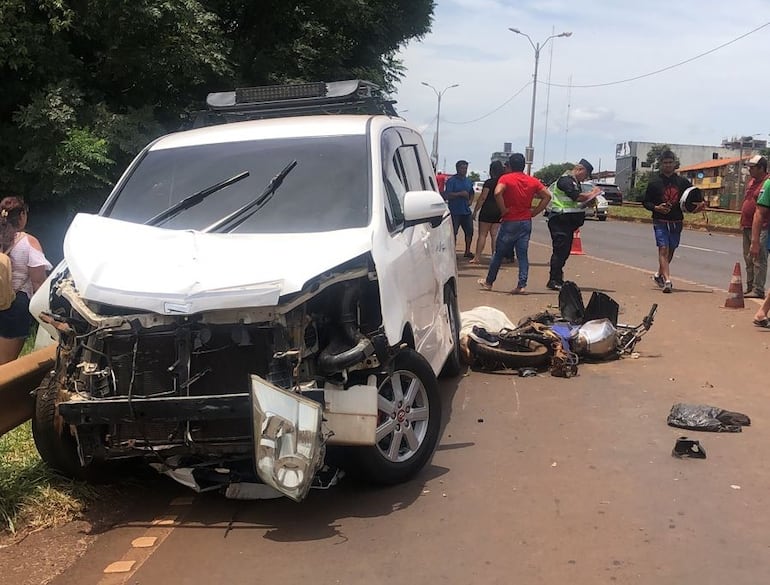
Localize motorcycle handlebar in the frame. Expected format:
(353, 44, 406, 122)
(642, 303, 658, 330)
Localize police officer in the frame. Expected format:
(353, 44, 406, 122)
(546, 159, 600, 290)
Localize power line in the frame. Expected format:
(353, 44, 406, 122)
(544, 21, 770, 89)
(443, 82, 531, 125)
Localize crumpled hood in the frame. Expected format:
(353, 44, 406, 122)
(63, 213, 372, 315)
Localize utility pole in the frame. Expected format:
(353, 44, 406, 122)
(421, 82, 459, 168)
(509, 28, 572, 174)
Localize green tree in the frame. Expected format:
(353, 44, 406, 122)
(645, 144, 679, 172)
(625, 144, 679, 202)
(468, 171, 481, 182)
(535, 162, 573, 187)
(1, 0, 436, 210)
(630, 173, 650, 202)
(1, 1, 232, 207)
(207, 0, 434, 92)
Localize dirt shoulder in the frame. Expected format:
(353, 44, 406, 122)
(0, 474, 181, 585)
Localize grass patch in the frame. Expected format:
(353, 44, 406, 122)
(0, 328, 97, 536)
(609, 204, 740, 231)
(0, 423, 96, 535)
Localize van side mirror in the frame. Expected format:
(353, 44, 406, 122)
(402, 190, 448, 228)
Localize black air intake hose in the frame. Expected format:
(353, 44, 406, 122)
(318, 286, 374, 374)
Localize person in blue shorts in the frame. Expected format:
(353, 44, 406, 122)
(642, 150, 704, 293)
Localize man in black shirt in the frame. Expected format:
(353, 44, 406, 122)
(642, 150, 704, 293)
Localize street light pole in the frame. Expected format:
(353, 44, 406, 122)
(421, 81, 459, 167)
(509, 28, 572, 175)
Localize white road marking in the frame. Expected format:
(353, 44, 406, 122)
(679, 244, 728, 254)
(529, 240, 723, 292)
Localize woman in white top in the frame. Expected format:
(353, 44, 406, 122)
(0, 196, 52, 364)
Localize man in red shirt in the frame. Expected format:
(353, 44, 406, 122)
(435, 170, 448, 195)
(477, 153, 551, 294)
(741, 155, 769, 298)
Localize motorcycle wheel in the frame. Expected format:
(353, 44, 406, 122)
(353, 349, 441, 485)
(468, 337, 551, 369)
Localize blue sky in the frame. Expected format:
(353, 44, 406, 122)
(393, 0, 770, 177)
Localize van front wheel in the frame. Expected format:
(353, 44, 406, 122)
(354, 349, 441, 484)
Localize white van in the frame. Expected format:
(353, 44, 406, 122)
(29, 81, 461, 501)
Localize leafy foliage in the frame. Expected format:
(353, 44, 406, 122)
(207, 0, 433, 92)
(630, 173, 649, 202)
(1, 0, 435, 212)
(645, 144, 679, 172)
(535, 162, 574, 187)
(624, 144, 679, 202)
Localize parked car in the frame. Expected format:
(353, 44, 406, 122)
(584, 192, 609, 221)
(597, 183, 622, 205)
(29, 80, 461, 501)
(473, 181, 485, 197)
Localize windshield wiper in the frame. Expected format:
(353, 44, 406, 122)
(202, 160, 297, 233)
(145, 171, 250, 227)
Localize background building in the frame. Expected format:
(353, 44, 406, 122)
(614, 137, 766, 201)
(490, 142, 513, 165)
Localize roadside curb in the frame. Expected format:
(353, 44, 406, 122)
(609, 215, 740, 235)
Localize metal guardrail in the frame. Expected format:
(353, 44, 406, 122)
(0, 346, 55, 437)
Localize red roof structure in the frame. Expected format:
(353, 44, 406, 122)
(678, 156, 746, 172)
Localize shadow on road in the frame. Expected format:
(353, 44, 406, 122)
(75, 372, 467, 544)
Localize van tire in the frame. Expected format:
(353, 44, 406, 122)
(440, 285, 462, 378)
(32, 371, 86, 479)
(354, 349, 441, 485)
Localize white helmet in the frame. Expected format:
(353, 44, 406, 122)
(680, 187, 702, 213)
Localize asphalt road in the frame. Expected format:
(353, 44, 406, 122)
(530, 215, 744, 291)
(30, 238, 770, 585)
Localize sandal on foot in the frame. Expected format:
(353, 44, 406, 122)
(477, 278, 492, 291)
(510, 287, 527, 295)
(753, 318, 770, 328)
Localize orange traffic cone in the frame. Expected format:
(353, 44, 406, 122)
(570, 228, 585, 255)
(724, 262, 745, 309)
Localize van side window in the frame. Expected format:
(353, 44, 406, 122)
(398, 129, 437, 191)
(396, 145, 423, 192)
(381, 128, 405, 230)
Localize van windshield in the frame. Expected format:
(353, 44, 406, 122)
(104, 135, 370, 233)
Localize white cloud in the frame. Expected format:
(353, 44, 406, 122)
(394, 0, 770, 173)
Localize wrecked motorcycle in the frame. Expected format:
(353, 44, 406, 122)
(468, 283, 658, 372)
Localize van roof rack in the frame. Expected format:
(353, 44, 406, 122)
(191, 80, 398, 127)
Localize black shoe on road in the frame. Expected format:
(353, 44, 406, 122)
(546, 280, 563, 291)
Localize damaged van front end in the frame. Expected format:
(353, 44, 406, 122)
(33, 214, 443, 501)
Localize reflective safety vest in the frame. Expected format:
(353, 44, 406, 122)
(549, 174, 584, 214)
